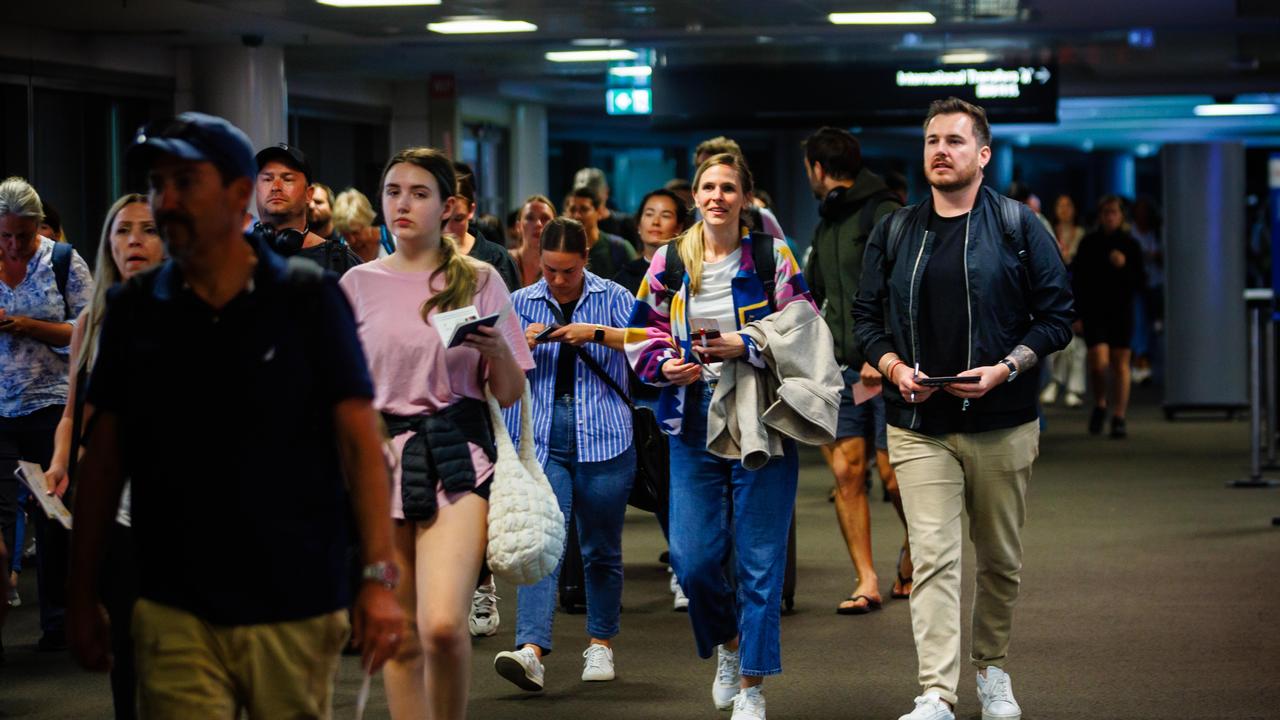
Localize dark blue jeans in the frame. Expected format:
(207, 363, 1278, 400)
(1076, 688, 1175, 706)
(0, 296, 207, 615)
(667, 383, 798, 676)
(515, 398, 635, 653)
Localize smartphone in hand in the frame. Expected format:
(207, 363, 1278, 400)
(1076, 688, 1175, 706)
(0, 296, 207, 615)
(534, 324, 562, 343)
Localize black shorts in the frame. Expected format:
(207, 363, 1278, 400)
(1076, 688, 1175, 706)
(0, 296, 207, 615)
(1082, 307, 1134, 349)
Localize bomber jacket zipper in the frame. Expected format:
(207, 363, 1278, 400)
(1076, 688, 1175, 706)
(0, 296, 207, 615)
(962, 212, 973, 412)
(907, 230, 928, 429)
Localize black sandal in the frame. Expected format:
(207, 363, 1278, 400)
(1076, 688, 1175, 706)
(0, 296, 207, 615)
(891, 546, 913, 600)
(836, 594, 882, 615)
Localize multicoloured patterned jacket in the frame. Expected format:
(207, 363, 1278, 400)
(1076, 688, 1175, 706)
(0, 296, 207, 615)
(624, 232, 816, 436)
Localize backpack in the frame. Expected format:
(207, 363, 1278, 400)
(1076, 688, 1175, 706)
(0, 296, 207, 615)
(883, 193, 1031, 293)
(662, 231, 778, 313)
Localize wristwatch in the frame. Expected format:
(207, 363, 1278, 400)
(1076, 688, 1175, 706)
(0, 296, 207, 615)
(999, 358, 1018, 382)
(593, 325, 606, 343)
(361, 561, 401, 590)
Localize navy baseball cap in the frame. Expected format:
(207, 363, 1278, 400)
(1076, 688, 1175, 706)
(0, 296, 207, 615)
(255, 143, 312, 183)
(128, 112, 256, 182)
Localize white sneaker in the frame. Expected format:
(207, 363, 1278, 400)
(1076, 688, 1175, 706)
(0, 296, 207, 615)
(731, 685, 766, 720)
(673, 582, 690, 611)
(494, 647, 544, 691)
(976, 667, 1022, 720)
(469, 582, 500, 637)
(1039, 383, 1058, 405)
(898, 693, 954, 720)
(712, 644, 741, 710)
(669, 567, 679, 594)
(1064, 391, 1083, 408)
(581, 643, 615, 681)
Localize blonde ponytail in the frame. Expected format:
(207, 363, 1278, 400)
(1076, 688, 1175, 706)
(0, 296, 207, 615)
(421, 232, 478, 318)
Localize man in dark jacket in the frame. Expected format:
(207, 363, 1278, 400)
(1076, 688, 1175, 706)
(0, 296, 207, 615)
(800, 127, 911, 615)
(853, 98, 1073, 720)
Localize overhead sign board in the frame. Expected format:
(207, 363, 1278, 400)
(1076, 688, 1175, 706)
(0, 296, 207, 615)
(651, 62, 1058, 128)
(606, 88, 651, 115)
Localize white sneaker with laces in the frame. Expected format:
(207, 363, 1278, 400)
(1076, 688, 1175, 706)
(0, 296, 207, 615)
(731, 685, 766, 720)
(712, 644, 741, 710)
(976, 667, 1022, 720)
(581, 643, 615, 681)
(673, 583, 690, 611)
(897, 693, 955, 720)
(493, 647, 544, 691)
(469, 582, 500, 637)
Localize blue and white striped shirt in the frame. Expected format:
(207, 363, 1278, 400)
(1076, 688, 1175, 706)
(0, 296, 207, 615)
(506, 271, 634, 465)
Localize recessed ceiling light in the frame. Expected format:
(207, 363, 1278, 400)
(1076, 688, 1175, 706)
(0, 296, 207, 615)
(1193, 103, 1278, 117)
(318, 0, 440, 6)
(545, 49, 639, 63)
(940, 51, 992, 64)
(609, 65, 653, 78)
(427, 19, 537, 34)
(829, 11, 936, 25)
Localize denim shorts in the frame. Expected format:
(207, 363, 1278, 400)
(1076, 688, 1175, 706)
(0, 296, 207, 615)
(835, 366, 888, 450)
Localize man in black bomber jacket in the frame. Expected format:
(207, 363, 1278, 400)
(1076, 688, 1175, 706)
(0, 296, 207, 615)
(852, 97, 1072, 720)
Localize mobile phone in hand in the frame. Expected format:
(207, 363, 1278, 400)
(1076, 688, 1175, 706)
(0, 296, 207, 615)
(917, 375, 982, 387)
(534, 324, 562, 343)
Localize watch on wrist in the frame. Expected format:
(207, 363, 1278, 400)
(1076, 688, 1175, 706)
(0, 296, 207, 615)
(361, 561, 401, 590)
(593, 325, 605, 343)
(999, 358, 1018, 382)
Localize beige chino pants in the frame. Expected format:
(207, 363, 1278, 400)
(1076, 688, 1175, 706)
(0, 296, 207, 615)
(887, 420, 1039, 705)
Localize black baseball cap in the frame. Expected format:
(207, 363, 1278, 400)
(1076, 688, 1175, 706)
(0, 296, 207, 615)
(255, 143, 312, 183)
(129, 112, 256, 182)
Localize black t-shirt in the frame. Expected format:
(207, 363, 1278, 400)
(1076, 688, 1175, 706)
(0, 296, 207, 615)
(87, 233, 375, 625)
(552, 298, 580, 398)
(611, 256, 650, 297)
(917, 211, 972, 434)
(297, 238, 363, 276)
(599, 211, 640, 249)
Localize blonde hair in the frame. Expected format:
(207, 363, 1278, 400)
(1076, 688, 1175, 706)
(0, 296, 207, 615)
(380, 147, 478, 319)
(677, 153, 754, 296)
(78, 194, 149, 377)
(332, 188, 376, 234)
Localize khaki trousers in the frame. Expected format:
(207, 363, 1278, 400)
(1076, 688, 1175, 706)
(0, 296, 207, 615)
(132, 598, 349, 720)
(887, 420, 1039, 705)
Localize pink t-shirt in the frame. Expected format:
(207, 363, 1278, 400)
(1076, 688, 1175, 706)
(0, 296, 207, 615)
(340, 259, 535, 519)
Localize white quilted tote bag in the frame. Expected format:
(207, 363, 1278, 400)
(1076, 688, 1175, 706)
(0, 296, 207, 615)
(485, 381, 566, 586)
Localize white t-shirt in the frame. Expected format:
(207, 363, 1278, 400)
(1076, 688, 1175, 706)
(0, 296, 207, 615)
(688, 248, 742, 378)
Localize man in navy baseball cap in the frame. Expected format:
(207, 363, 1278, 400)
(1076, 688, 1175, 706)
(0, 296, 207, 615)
(69, 109, 404, 714)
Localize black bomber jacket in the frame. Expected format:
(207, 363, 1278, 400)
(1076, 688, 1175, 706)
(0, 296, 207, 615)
(852, 185, 1075, 432)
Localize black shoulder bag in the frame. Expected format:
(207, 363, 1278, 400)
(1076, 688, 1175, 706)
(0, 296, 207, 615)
(542, 299, 669, 513)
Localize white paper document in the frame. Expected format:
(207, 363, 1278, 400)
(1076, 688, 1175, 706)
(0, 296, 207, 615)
(14, 461, 73, 529)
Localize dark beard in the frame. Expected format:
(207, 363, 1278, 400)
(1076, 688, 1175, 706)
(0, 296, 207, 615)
(927, 164, 980, 193)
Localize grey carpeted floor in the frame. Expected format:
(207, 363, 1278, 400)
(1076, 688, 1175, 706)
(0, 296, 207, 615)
(4, 392, 1279, 719)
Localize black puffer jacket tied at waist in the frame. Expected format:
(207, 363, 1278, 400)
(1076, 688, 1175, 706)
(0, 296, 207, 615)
(852, 185, 1074, 433)
(383, 397, 496, 522)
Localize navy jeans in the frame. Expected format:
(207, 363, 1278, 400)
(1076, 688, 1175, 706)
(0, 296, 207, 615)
(668, 382, 798, 677)
(515, 397, 635, 653)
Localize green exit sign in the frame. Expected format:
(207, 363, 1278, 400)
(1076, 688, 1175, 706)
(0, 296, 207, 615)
(606, 88, 651, 115)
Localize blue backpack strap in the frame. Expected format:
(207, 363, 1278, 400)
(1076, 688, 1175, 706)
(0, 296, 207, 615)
(380, 225, 396, 256)
(52, 241, 73, 319)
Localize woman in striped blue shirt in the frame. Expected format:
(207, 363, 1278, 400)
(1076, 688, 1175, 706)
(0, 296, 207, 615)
(493, 217, 636, 692)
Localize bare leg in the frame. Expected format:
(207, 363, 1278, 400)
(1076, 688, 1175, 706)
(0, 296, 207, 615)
(1110, 347, 1133, 419)
(1087, 343, 1111, 409)
(383, 494, 488, 720)
(876, 449, 913, 596)
(823, 437, 881, 610)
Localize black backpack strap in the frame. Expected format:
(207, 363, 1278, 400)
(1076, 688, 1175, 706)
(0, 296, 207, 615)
(749, 231, 777, 313)
(661, 241, 685, 300)
(52, 241, 72, 318)
(995, 195, 1033, 299)
(883, 206, 913, 269)
(858, 190, 904, 241)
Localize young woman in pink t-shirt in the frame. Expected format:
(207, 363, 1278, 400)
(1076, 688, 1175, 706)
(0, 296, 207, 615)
(340, 147, 534, 720)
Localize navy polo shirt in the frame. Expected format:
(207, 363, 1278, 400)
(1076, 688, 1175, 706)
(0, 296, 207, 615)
(87, 232, 374, 625)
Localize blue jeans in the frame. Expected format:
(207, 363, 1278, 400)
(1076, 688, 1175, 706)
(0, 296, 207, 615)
(668, 382, 798, 676)
(515, 397, 635, 653)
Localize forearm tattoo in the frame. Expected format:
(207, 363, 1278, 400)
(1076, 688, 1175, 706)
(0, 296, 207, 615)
(1005, 345, 1038, 372)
